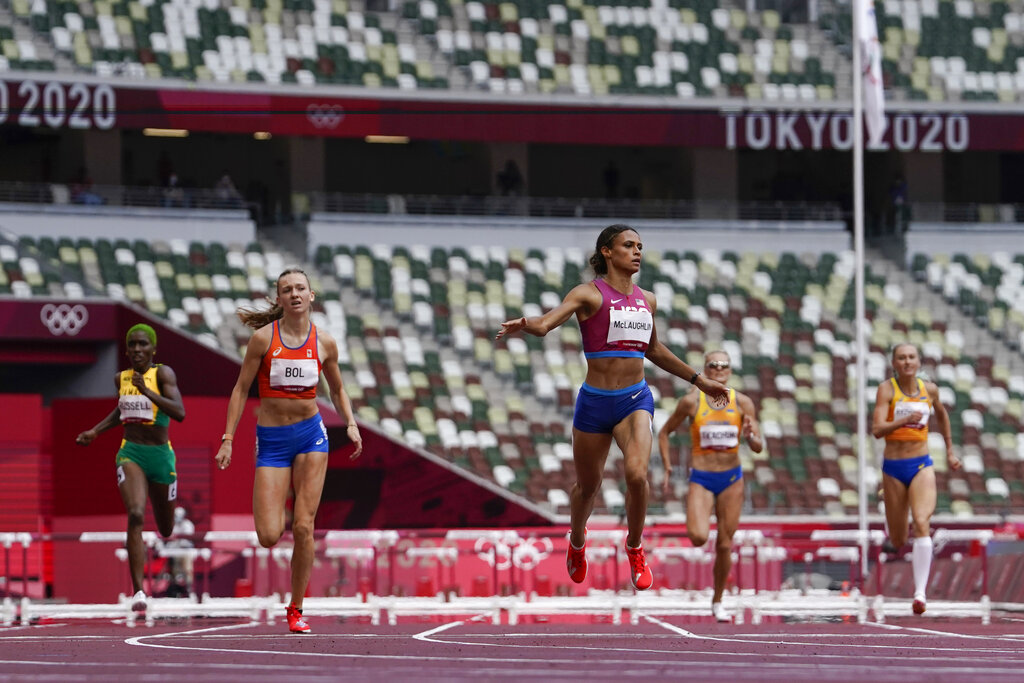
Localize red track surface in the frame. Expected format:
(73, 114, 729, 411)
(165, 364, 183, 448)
(3, 615, 1024, 681)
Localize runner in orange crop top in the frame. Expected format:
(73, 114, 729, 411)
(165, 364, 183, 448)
(871, 342, 960, 616)
(215, 268, 362, 633)
(657, 349, 761, 622)
(256, 319, 322, 400)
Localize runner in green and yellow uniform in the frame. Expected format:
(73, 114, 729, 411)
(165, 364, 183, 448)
(76, 323, 185, 613)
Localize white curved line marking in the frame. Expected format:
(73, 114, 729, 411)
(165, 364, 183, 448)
(410, 615, 1024, 658)
(642, 615, 1024, 652)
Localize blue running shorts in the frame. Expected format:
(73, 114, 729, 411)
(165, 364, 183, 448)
(572, 379, 654, 434)
(256, 413, 329, 468)
(690, 466, 743, 495)
(882, 454, 933, 487)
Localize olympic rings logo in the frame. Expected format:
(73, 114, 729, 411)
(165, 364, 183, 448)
(40, 303, 89, 336)
(473, 536, 553, 571)
(306, 104, 344, 129)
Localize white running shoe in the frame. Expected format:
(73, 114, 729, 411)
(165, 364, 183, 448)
(131, 590, 147, 612)
(712, 601, 730, 623)
(912, 594, 926, 615)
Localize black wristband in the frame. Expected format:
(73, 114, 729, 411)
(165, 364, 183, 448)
(690, 371, 701, 384)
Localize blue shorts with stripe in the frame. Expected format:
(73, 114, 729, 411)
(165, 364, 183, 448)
(256, 413, 329, 468)
(572, 379, 654, 434)
(882, 454, 933, 487)
(690, 466, 743, 496)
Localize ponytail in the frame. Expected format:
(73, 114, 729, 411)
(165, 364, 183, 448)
(237, 301, 284, 330)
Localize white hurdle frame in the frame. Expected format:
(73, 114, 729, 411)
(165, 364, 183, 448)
(1, 527, 1008, 626)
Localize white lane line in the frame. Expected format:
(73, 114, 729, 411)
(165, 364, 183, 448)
(642, 615, 1024, 655)
(117, 619, 1024, 671)
(0, 659, 328, 671)
(0, 634, 131, 641)
(640, 616, 704, 639)
(14, 656, 1024, 683)
(413, 621, 465, 641)
(125, 621, 260, 646)
(409, 616, 1024, 660)
(865, 621, 1024, 642)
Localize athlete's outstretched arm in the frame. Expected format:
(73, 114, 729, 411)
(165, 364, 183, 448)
(215, 325, 270, 470)
(144, 365, 185, 422)
(75, 373, 123, 446)
(641, 290, 728, 402)
(736, 392, 763, 454)
(321, 331, 362, 459)
(927, 381, 959, 470)
(495, 283, 599, 340)
(870, 381, 921, 438)
(657, 391, 697, 497)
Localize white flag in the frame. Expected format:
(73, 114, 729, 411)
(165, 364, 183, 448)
(856, 0, 887, 146)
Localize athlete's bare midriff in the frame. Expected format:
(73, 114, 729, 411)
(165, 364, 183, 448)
(123, 423, 169, 446)
(257, 396, 320, 426)
(691, 451, 741, 472)
(584, 356, 645, 391)
(884, 438, 929, 460)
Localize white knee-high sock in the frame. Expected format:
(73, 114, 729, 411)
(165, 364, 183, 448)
(912, 536, 933, 600)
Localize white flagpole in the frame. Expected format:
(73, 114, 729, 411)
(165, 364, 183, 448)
(853, 0, 870, 580)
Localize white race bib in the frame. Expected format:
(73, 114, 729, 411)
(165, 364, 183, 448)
(119, 394, 154, 423)
(607, 307, 653, 345)
(894, 401, 930, 428)
(269, 357, 319, 392)
(699, 424, 740, 450)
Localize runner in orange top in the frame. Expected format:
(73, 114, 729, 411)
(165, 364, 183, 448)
(658, 350, 761, 622)
(215, 268, 362, 633)
(871, 342, 960, 615)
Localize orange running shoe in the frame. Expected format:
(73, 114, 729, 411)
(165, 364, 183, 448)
(626, 544, 653, 591)
(912, 598, 926, 615)
(566, 529, 588, 583)
(286, 603, 311, 633)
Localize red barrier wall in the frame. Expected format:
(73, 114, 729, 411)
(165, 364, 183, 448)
(0, 394, 45, 529)
(51, 395, 244, 600)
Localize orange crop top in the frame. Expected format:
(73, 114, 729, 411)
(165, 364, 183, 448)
(257, 320, 321, 400)
(690, 389, 742, 456)
(885, 377, 932, 442)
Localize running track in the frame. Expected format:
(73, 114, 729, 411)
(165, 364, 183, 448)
(3, 615, 1024, 682)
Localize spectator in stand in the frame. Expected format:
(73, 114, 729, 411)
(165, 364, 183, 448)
(214, 171, 243, 208)
(69, 167, 103, 205)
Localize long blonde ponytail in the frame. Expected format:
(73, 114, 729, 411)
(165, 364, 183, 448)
(236, 268, 310, 330)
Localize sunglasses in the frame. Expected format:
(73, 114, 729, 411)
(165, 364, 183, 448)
(706, 360, 730, 369)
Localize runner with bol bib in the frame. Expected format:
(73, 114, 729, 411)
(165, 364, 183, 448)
(215, 268, 362, 633)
